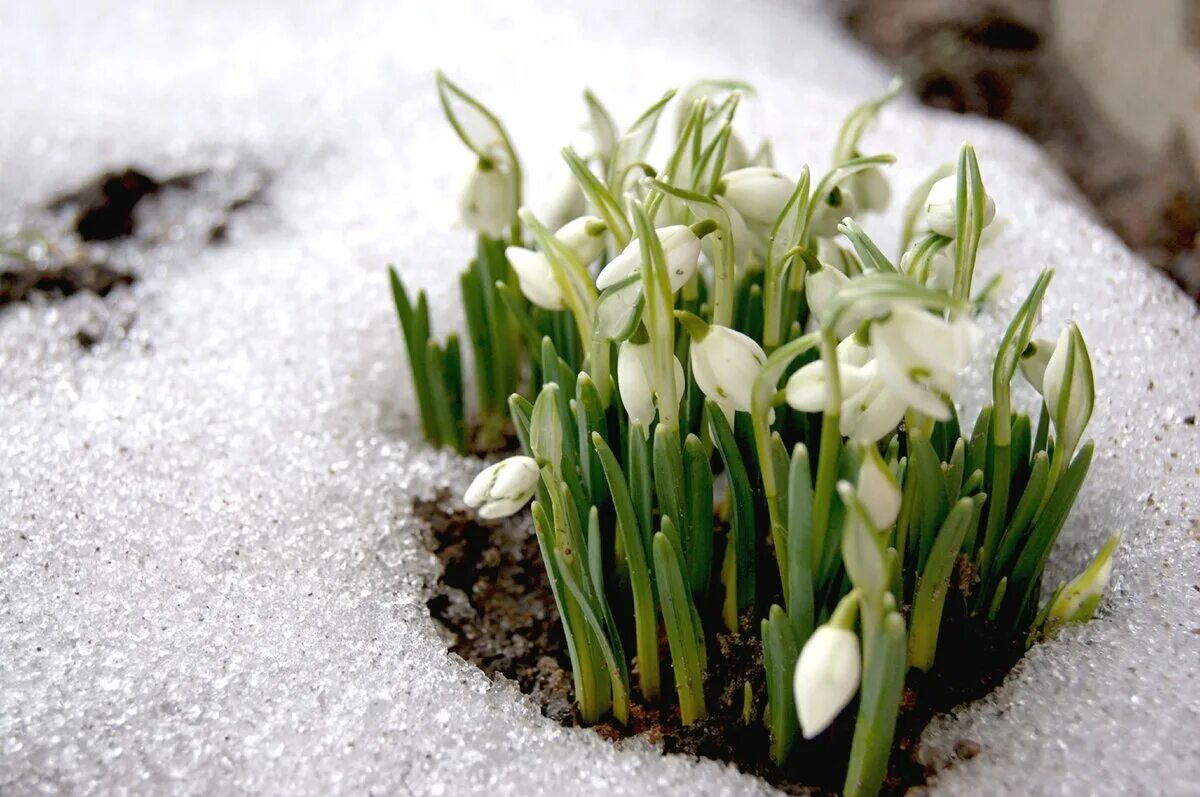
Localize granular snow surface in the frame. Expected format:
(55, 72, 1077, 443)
(2, 1, 1198, 795)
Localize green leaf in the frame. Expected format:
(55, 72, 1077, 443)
(787, 444, 817, 643)
(708, 400, 756, 621)
(1008, 442, 1095, 623)
(653, 529, 707, 725)
(593, 432, 660, 700)
(684, 433, 714, 596)
(530, 383, 563, 471)
(844, 609, 907, 797)
(593, 272, 645, 343)
(762, 604, 800, 765)
(388, 267, 438, 442)
(908, 497, 976, 671)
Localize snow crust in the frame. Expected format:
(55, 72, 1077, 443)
(2, 1, 1198, 794)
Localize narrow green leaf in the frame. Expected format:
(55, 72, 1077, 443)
(684, 433, 714, 596)
(908, 497, 975, 671)
(593, 432, 660, 700)
(653, 530, 707, 725)
(762, 605, 800, 765)
(708, 400, 756, 618)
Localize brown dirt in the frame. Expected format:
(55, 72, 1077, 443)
(837, 0, 1200, 299)
(418, 492, 1025, 795)
(2, 162, 271, 314)
(0, 256, 134, 310)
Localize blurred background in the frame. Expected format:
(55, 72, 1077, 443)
(838, 0, 1200, 299)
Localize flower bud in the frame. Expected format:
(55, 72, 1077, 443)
(804, 264, 850, 331)
(505, 248, 563, 310)
(924, 175, 996, 238)
(688, 324, 766, 415)
(459, 158, 516, 238)
(793, 624, 861, 739)
(857, 447, 900, 531)
(463, 455, 539, 519)
(808, 185, 857, 239)
(716, 167, 796, 226)
(1048, 534, 1119, 625)
(1018, 337, 1055, 395)
(596, 225, 701, 293)
(554, 215, 608, 266)
(617, 340, 686, 428)
(1043, 323, 1094, 459)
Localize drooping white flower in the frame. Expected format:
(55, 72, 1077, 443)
(784, 337, 873, 413)
(463, 455, 540, 519)
(717, 167, 796, 226)
(839, 362, 908, 443)
(870, 306, 978, 420)
(857, 447, 900, 531)
(793, 624, 861, 739)
(617, 340, 685, 427)
(596, 225, 701, 293)
(505, 248, 565, 310)
(850, 166, 891, 214)
(808, 185, 858, 239)
(805, 264, 850, 331)
(924, 175, 996, 238)
(1042, 323, 1094, 458)
(553, 216, 609, 266)
(505, 216, 608, 310)
(689, 324, 766, 415)
(1018, 337, 1055, 393)
(459, 158, 515, 237)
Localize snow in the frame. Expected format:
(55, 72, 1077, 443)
(2, 0, 1198, 794)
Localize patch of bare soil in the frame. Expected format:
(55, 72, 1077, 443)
(418, 491, 1023, 795)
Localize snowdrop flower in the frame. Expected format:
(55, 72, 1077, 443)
(459, 158, 516, 237)
(857, 447, 900, 531)
(839, 362, 909, 443)
(716, 167, 795, 226)
(617, 340, 685, 428)
(1042, 323, 1094, 459)
(924, 175, 996, 238)
(793, 622, 861, 739)
(805, 264, 851, 331)
(784, 337, 872, 413)
(505, 216, 608, 310)
(1018, 337, 1055, 393)
(808, 185, 857, 239)
(848, 166, 891, 214)
(463, 455, 539, 519)
(871, 306, 978, 420)
(596, 225, 702, 293)
(685, 321, 766, 415)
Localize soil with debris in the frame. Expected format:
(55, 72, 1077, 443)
(2, 163, 270, 313)
(418, 491, 1025, 795)
(837, 0, 1200, 299)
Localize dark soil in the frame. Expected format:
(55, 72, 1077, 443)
(2, 162, 270, 314)
(418, 491, 1025, 795)
(837, 0, 1200, 299)
(0, 256, 134, 310)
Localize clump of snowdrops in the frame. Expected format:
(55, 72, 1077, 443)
(389, 74, 1118, 796)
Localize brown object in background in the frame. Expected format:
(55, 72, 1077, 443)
(838, 0, 1200, 299)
